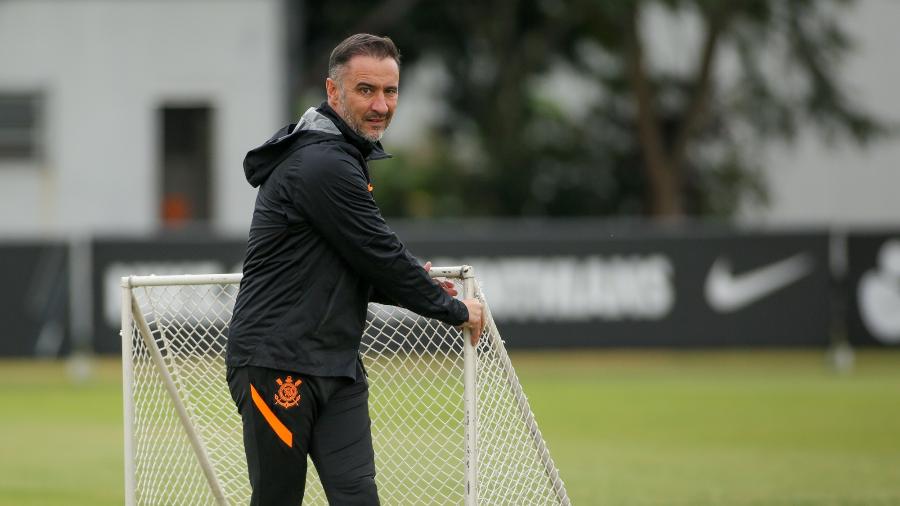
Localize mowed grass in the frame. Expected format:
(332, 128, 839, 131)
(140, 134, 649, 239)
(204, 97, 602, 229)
(0, 350, 899, 505)
(514, 350, 900, 506)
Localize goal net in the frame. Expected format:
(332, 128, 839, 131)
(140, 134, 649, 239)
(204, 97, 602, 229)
(121, 266, 569, 505)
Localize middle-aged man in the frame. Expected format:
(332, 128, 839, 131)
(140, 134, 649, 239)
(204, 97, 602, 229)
(226, 33, 484, 505)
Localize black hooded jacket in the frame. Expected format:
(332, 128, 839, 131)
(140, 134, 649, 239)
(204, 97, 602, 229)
(227, 102, 468, 378)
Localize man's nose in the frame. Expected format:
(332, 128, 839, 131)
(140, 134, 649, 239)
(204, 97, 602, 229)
(371, 93, 388, 115)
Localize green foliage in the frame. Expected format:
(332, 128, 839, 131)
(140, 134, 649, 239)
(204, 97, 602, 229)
(293, 0, 886, 218)
(371, 135, 468, 218)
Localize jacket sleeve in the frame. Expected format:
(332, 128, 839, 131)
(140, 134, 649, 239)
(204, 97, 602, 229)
(285, 150, 469, 326)
(369, 286, 397, 306)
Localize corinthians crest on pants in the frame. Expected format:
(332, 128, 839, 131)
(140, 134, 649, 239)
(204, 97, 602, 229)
(274, 376, 302, 408)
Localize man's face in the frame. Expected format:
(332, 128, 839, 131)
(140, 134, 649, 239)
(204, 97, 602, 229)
(326, 55, 399, 142)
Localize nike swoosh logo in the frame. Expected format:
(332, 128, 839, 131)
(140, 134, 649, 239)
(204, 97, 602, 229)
(705, 253, 815, 313)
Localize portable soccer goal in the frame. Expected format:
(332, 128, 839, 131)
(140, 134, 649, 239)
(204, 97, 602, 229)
(121, 266, 570, 505)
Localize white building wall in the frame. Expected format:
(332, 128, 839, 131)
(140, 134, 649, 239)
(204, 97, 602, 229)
(1, 0, 896, 233)
(0, 0, 283, 236)
(747, 0, 900, 227)
(642, 0, 900, 227)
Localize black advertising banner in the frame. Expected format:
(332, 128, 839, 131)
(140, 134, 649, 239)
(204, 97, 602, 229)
(0, 242, 69, 357)
(85, 225, 832, 353)
(394, 223, 832, 348)
(847, 232, 900, 346)
(91, 236, 246, 354)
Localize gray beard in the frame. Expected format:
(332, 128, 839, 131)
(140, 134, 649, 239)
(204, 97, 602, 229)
(338, 94, 385, 143)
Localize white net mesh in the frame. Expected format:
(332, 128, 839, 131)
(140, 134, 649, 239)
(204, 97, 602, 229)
(124, 270, 569, 505)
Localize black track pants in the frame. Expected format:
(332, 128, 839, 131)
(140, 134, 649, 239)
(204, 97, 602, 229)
(227, 361, 380, 505)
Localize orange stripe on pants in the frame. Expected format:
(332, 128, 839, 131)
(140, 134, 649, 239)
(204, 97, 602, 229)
(250, 384, 293, 447)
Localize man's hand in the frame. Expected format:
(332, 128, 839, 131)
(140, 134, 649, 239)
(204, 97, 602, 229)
(423, 261, 457, 296)
(461, 298, 484, 346)
(423, 261, 481, 345)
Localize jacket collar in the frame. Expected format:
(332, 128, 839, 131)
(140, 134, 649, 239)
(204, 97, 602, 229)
(316, 101, 391, 161)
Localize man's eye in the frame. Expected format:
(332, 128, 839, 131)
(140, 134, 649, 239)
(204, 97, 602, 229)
(386, 89, 398, 96)
(359, 87, 372, 95)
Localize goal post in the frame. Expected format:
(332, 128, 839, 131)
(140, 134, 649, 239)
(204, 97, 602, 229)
(121, 266, 570, 505)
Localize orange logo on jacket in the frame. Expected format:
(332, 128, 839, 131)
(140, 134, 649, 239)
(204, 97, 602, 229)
(274, 376, 302, 408)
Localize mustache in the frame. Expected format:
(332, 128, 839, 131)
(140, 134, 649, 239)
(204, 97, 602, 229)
(365, 113, 388, 121)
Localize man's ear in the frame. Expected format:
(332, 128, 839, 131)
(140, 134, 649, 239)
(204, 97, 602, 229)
(326, 78, 339, 109)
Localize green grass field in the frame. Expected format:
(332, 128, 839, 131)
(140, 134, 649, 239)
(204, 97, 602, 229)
(1, 350, 899, 505)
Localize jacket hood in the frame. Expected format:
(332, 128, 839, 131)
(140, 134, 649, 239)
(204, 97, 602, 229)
(243, 102, 390, 188)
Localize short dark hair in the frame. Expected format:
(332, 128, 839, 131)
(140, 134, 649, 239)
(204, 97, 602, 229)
(328, 33, 401, 81)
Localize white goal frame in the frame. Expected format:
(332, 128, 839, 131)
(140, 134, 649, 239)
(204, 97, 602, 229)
(121, 266, 569, 505)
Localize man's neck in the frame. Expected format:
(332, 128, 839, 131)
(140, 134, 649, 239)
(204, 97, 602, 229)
(316, 102, 390, 161)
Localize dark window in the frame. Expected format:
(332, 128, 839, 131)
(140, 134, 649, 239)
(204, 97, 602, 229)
(158, 105, 213, 228)
(0, 93, 43, 161)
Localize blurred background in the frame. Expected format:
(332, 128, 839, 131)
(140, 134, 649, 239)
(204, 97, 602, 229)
(1, 0, 899, 504)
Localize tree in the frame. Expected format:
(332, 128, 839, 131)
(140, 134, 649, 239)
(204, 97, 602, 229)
(291, 0, 886, 219)
(580, 0, 885, 217)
